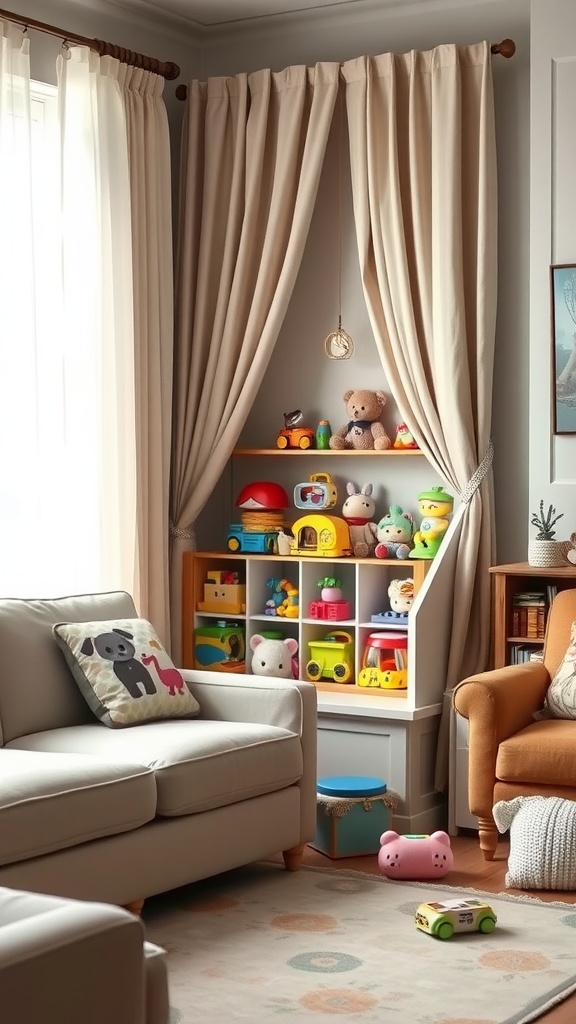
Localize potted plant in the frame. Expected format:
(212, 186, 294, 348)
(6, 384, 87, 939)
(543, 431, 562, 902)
(318, 576, 343, 602)
(528, 501, 566, 567)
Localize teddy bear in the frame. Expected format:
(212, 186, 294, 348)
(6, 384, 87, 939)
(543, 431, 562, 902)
(374, 504, 415, 559)
(329, 389, 392, 451)
(249, 634, 298, 679)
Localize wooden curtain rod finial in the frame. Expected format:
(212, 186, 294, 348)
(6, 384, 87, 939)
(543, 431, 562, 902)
(491, 38, 516, 58)
(176, 84, 188, 101)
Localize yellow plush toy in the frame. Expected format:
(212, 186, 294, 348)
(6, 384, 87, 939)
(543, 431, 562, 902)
(329, 389, 392, 451)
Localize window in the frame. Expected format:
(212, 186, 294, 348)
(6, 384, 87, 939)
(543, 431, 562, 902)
(0, 80, 121, 596)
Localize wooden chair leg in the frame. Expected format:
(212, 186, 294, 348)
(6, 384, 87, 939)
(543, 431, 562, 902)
(477, 815, 499, 861)
(123, 899, 145, 915)
(282, 843, 305, 871)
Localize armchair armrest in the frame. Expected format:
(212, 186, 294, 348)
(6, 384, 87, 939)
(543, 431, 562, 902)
(453, 662, 550, 835)
(182, 671, 318, 843)
(0, 887, 151, 1024)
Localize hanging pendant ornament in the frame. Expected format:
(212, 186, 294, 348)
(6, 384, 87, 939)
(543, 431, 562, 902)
(323, 88, 354, 361)
(324, 316, 354, 360)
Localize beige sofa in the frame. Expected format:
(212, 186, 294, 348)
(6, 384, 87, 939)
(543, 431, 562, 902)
(0, 591, 317, 907)
(0, 886, 169, 1024)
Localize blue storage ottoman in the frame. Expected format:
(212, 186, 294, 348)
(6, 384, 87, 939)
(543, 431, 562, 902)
(311, 775, 399, 858)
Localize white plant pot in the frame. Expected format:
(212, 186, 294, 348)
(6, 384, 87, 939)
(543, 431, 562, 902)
(528, 539, 567, 568)
(321, 587, 342, 602)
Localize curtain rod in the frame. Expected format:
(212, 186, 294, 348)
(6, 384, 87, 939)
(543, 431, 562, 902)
(0, 7, 181, 80)
(174, 37, 516, 102)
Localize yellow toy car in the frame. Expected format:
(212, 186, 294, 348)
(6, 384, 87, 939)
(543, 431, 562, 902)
(415, 898, 497, 940)
(306, 630, 355, 684)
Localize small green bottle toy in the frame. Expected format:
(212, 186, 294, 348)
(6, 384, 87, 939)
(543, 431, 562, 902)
(316, 419, 331, 450)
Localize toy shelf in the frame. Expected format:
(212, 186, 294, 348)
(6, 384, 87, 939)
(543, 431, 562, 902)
(232, 448, 425, 456)
(182, 550, 431, 707)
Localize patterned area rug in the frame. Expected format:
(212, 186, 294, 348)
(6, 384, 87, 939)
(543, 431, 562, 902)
(143, 862, 576, 1024)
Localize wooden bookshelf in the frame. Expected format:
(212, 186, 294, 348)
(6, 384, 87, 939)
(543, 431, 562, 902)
(489, 562, 576, 668)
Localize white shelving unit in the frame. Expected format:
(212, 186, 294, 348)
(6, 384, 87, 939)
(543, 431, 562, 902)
(183, 542, 451, 831)
(185, 446, 456, 831)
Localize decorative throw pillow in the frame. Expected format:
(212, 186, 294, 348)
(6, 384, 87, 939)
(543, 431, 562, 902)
(53, 618, 200, 728)
(544, 620, 576, 719)
(493, 795, 576, 890)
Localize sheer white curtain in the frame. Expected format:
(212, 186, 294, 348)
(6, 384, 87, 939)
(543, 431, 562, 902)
(120, 65, 174, 645)
(0, 28, 137, 598)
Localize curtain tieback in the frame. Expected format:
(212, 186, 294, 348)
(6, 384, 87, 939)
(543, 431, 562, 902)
(460, 439, 494, 504)
(169, 519, 194, 541)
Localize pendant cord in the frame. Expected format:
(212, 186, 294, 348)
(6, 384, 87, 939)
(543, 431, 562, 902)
(337, 84, 344, 331)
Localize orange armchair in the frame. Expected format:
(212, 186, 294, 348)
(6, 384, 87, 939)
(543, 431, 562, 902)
(453, 588, 576, 860)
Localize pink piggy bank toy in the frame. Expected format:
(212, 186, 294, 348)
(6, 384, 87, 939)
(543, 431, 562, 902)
(378, 831, 453, 880)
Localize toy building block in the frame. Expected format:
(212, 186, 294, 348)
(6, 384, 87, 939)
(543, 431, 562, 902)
(197, 569, 246, 614)
(309, 599, 352, 621)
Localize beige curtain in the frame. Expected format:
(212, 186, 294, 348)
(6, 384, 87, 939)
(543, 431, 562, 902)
(170, 62, 339, 662)
(343, 41, 498, 790)
(120, 65, 174, 646)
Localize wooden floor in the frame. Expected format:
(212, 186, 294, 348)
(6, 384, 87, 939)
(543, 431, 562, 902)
(289, 834, 576, 1024)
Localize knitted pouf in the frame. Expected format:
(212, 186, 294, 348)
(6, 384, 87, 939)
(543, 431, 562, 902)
(493, 795, 576, 890)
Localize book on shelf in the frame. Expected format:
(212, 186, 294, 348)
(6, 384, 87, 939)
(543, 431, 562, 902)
(547, 584, 558, 608)
(510, 643, 541, 665)
(511, 591, 546, 639)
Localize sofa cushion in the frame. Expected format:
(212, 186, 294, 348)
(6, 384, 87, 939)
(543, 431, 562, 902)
(0, 592, 138, 744)
(544, 620, 576, 719)
(53, 618, 200, 728)
(8, 719, 304, 817)
(496, 717, 576, 787)
(0, 748, 156, 867)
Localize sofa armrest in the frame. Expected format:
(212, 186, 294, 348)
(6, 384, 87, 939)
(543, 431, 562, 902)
(452, 662, 550, 818)
(0, 888, 150, 1024)
(182, 671, 318, 842)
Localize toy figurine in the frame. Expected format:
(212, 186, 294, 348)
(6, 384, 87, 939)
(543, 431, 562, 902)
(275, 527, 294, 556)
(374, 505, 415, 560)
(393, 423, 419, 449)
(370, 577, 414, 628)
(409, 486, 454, 560)
(264, 578, 298, 617)
(342, 482, 378, 557)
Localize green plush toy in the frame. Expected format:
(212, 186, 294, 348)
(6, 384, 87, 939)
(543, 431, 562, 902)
(409, 486, 454, 559)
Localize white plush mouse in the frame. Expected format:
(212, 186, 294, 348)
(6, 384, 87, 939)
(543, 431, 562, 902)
(250, 634, 298, 678)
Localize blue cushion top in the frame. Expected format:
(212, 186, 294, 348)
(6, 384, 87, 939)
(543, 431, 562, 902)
(317, 775, 387, 797)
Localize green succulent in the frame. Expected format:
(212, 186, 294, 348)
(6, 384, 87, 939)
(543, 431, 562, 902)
(530, 500, 564, 541)
(317, 576, 342, 589)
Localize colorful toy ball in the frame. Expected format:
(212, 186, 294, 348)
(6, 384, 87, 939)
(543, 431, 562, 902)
(378, 831, 453, 880)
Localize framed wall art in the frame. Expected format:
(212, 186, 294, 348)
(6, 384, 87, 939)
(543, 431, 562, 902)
(551, 263, 576, 434)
